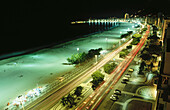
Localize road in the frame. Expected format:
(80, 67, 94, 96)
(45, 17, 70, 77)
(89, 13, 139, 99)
(76, 25, 150, 110)
(25, 37, 133, 110)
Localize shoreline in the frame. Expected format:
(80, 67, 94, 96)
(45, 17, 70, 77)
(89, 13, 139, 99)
(0, 24, 119, 61)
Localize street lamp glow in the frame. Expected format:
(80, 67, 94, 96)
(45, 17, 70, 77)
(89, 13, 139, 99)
(120, 31, 122, 34)
(121, 38, 126, 41)
(95, 55, 98, 63)
(105, 38, 108, 49)
(155, 90, 157, 98)
(77, 48, 79, 51)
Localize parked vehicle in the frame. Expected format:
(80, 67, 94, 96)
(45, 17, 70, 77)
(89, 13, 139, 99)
(121, 80, 128, 84)
(112, 94, 119, 99)
(115, 89, 121, 93)
(123, 77, 129, 81)
(110, 95, 118, 101)
(114, 90, 121, 95)
(128, 68, 134, 72)
(123, 79, 129, 82)
(125, 74, 131, 78)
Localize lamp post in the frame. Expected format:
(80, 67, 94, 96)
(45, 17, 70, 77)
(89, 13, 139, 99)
(105, 38, 108, 49)
(77, 48, 79, 53)
(21, 101, 25, 110)
(95, 55, 98, 63)
(119, 40, 121, 46)
(121, 38, 126, 42)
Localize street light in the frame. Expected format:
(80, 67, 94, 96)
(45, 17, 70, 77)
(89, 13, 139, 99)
(119, 40, 121, 46)
(77, 48, 79, 52)
(95, 55, 98, 63)
(120, 31, 122, 34)
(121, 38, 126, 42)
(105, 38, 108, 49)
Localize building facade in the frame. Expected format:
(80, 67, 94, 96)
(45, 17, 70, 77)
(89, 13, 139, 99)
(156, 17, 170, 110)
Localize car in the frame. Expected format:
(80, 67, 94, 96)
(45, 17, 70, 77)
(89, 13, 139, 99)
(128, 68, 134, 72)
(125, 74, 131, 78)
(123, 77, 129, 79)
(121, 81, 128, 84)
(114, 90, 121, 95)
(112, 94, 119, 99)
(123, 77, 129, 81)
(115, 89, 121, 93)
(110, 95, 118, 101)
(123, 78, 129, 81)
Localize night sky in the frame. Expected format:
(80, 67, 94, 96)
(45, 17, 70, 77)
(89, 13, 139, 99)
(1, 0, 170, 55)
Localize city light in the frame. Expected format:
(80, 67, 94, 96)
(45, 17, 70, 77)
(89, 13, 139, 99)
(121, 38, 126, 41)
(77, 47, 79, 52)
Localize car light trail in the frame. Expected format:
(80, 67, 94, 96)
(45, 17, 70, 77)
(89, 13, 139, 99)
(76, 25, 150, 110)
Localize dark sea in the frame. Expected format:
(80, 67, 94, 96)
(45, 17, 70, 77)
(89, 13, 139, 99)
(1, 22, 116, 59)
(1, 1, 123, 60)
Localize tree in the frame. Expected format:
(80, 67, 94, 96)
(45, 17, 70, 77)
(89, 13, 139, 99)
(61, 96, 67, 106)
(127, 31, 133, 35)
(119, 49, 129, 58)
(122, 49, 129, 54)
(87, 48, 102, 58)
(121, 33, 129, 38)
(67, 48, 102, 64)
(104, 62, 117, 74)
(147, 35, 160, 40)
(141, 61, 146, 67)
(141, 28, 147, 32)
(74, 86, 83, 97)
(119, 51, 126, 58)
(140, 53, 152, 61)
(132, 33, 141, 38)
(138, 70, 144, 75)
(127, 44, 132, 49)
(131, 38, 140, 45)
(66, 94, 76, 108)
(139, 64, 144, 71)
(91, 71, 104, 90)
(148, 44, 162, 55)
(120, 31, 133, 38)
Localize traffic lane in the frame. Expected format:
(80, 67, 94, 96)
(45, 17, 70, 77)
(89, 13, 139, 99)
(76, 41, 133, 110)
(97, 25, 150, 109)
(91, 26, 150, 109)
(81, 45, 139, 110)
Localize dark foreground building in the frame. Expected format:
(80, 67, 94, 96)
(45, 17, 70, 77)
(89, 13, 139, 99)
(156, 17, 170, 110)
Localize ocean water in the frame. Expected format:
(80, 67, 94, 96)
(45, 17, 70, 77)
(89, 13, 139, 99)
(0, 22, 117, 59)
